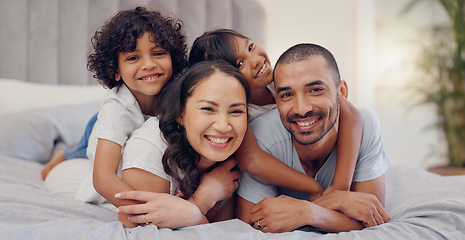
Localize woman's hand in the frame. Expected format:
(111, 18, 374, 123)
(115, 191, 208, 228)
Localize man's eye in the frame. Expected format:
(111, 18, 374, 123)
(279, 92, 293, 100)
(310, 88, 324, 94)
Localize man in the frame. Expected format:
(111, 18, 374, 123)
(236, 43, 391, 233)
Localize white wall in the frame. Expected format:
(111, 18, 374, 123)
(254, 0, 450, 168)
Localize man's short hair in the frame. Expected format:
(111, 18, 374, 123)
(274, 43, 341, 85)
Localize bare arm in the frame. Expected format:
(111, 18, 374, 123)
(93, 139, 137, 227)
(328, 99, 362, 193)
(236, 126, 323, 200)
(313, 175, 390, 227)
(237, 195, 363, 233)
(117, 159, 241, 228)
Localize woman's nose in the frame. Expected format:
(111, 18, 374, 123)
(213, 114, 232, 132)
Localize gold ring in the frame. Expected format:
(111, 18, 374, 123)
(144, 214, 149, 225)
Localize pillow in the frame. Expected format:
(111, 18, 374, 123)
(0, 79, 106, 115)
(0, 102, 100, 162)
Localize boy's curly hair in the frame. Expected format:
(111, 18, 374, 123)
(87, 6, 188, 89)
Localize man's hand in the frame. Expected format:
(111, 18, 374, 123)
(313, 189, 390, 227)
(249, 195, 310, 233)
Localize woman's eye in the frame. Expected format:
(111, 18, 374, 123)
(237, 61, 244, 68)
(231, 109, 245, 115)
(201, 107, 214, 112)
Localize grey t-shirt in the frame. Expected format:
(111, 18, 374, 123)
(237, 107, 391, 203)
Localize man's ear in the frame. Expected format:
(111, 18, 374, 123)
(338, 80, 349, 103)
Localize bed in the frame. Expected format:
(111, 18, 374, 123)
(1, 0, 465, 239)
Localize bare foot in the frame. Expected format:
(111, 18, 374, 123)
(41, 151, 66, 180)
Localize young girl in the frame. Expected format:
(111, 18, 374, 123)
(188, 29, 363, 200)
(44, 6, 188, 227)
(116, 60, 251, 227)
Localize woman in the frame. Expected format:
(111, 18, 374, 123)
(116, 60, 250, 228)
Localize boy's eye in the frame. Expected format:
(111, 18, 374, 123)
(153, 51, 166, 56)
(126, 56, 138, 61)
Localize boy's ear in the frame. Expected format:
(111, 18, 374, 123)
(115, 71, 121, 81)
(338, 80, 348, 103)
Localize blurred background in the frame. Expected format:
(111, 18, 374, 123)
(254, 0, 459, 169)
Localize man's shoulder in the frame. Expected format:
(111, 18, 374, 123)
(249, 108, 283, 137)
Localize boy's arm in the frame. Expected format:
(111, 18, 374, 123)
(93, 139, 138, 227)
(328, 99, 362, 193)
(235, 126, 323, 201)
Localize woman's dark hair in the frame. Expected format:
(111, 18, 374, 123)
(158, 60, 250, 199)
(87, 6, 188, 89)
(189, 29, 248, 68)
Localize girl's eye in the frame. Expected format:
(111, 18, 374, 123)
(248, 42, 254, 52)
(237, 61, 244, 68)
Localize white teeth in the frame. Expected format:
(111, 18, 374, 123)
(207, 136, 229, 144)
(256, 64, 266, 77)
(296, 120, 316, 127)
(142, 75, 159, 80)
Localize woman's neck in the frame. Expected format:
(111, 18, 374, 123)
(250, 86, 275, 106)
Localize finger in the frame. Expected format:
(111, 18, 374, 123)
(230, 169, 242, 181)
(377, 205, 391, 223)
(127, 214, 149, 225)
(372, 209, 385, 226)
(115, 191, 151, 202)
(362, 213, 377, 228)
(116, 203, 148, 215)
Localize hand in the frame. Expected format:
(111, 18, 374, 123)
(193, 158, 241, 214)
(115, 191, 207, 228)
(313, 190, 390, 227)
(249, 195, 310, 233)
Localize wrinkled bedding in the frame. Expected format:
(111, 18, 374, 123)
(1, 103, 465, 240)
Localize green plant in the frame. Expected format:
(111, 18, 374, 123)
(406, 0, 465, 167)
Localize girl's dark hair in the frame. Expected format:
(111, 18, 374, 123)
(158, 60, 250, 199)
(87, 6, 188, 89)
(189, 29, 248, 68)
